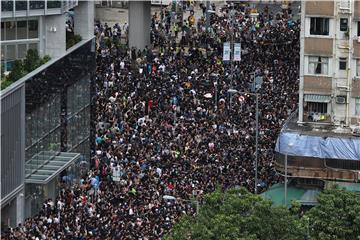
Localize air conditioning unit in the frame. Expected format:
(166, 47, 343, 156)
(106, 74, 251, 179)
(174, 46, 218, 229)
(336, 96, 346, 104)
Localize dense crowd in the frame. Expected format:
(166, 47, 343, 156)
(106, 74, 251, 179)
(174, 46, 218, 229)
(3, 2, 300, 240)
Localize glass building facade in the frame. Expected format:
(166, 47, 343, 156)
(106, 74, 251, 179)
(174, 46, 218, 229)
(23, 38, 95, 217)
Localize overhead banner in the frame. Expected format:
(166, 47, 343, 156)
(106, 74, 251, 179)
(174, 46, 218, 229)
(234, 43, 241, 61)
(223, 42, 230, 61)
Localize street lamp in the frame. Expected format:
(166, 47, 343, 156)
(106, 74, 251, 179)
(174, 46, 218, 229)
(163, 195, 200, 215)
(227, 89, 260, 194)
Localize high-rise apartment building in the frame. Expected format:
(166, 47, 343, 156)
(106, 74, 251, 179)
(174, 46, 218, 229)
(275, 1, 360, 184)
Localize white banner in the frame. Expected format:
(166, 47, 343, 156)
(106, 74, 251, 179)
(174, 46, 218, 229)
(223, 42, 230, 61)
(234, 43, 241, 61)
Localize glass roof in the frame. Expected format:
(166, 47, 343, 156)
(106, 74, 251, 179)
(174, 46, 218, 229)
(25, 152, 80, 184)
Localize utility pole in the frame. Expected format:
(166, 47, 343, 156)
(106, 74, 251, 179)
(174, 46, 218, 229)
(229, 9, 235, 109)
(206, 1, 210, 31)
(255, 92, 259, 194)
(284, 153, 288, 205)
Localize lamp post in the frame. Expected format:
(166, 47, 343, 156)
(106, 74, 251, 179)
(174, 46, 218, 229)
(227, 89, 259, 194)
(163, 195, 200, 215)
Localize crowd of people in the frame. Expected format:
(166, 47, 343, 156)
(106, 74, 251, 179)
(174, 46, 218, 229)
(3, 2, 300, 239)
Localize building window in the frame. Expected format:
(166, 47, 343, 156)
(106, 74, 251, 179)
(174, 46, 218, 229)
(16, 1, 28, 11)
(29, 43, 39, 51)
(5, 21, 16, 40)
(30, 1, 45, 10)
(1, 22, 5, 41)
(28, 20, 39, 38)
(17, 21, 28, 40)
(357, 60, 360, 76)
(339, 57, 347, 70)
(17, 44, 27, 59)
(47, 1, 61, 8)
(308, 56, 328, 75)
(1, 1, 13, 12)
(356, 98, 360, 116)
(340, 18, 348, 32)
(310, 17, 329, 35)
(307, 102, 328, 114)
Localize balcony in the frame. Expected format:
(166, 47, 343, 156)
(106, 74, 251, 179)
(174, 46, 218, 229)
(303, 112, 331, 123)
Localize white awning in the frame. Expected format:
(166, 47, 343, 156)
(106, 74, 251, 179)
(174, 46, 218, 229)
(304, 94, 331, 103)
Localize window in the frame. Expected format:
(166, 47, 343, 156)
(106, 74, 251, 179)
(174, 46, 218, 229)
(1, 22, 5, 41)
(5, 21, 16, 40)
(307, 102, 328, 114)
(28, 20, 39, 38)
(17, 21, 27, 39)
(47, 1, 61, 8)
(310, 18, 329, 35)
(16, 1, 28, 11)
(308, 56, 328, 75)
(17, 44, 27, 59)
(1, 1, 13, 12)
(357, 60, 360, 76)
(30, 1, 45, 10)
(340, 18, 348, 32)
(1, 45, 5, 61)
(6, 45, 16, 61)
(356, 98, 360, 116)
(358, 22, 360, 36)
(339, 57, 347, 70)
(29, 43, 38, 51)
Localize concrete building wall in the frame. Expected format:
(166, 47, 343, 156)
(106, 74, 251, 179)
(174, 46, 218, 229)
(44, 14, 66, 58)
(74, 1, 95, 40)
(128, 1, 151, 50)
(305, 1, 335, 16)
(304, 38, 333, 56)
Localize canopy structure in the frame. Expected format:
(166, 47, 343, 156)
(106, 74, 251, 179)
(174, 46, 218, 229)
(25, 152, 80, 184)
(304, 94, 331, 103)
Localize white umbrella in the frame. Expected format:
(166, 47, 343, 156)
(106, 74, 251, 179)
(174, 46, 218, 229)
(204, 93, 213, 98)
(163, 195, 176, 200)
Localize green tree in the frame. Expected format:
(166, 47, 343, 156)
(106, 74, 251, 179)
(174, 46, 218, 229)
(7, 60, 26, 83)
(305, 187, 360, 240)
(165, 188, 304, 240)
(23, 48, 41, 72)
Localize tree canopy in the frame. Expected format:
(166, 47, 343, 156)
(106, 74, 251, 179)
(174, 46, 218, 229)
(306, 187, 360, 240)
(165, 187, 360, 240)
(165, 188, 304, 240)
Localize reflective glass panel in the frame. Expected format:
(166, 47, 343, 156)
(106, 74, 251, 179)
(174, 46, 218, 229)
(28, 20, 39, 38)
(17, 44, 27, 59)
(1, 1, 13, 12)
(47, 1, 61, 8)
(30, 1, 45, 9)
(5, 21, 16, 40)
(16, 1, 27, 11)
(17, 20, 28, 39)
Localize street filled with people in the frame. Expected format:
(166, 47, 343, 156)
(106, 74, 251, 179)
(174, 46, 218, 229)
(3, 2, 300, 240)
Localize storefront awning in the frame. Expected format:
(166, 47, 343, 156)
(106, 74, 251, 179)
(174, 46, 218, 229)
(304, 94, 331, 103)
(25, 152, 80, 184)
